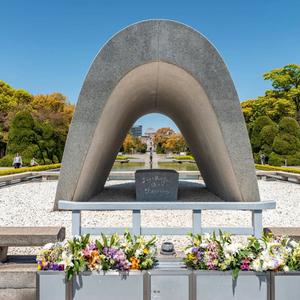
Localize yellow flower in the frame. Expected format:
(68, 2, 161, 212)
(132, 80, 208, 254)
(187, 253, 195, 261)
(143, 248, 149, 255)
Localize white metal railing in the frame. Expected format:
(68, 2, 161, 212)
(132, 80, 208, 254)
(58, 200, 276, 238)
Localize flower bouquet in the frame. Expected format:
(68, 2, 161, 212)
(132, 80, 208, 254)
(183, 231, 300, 278)
(36, 232, 157, 280)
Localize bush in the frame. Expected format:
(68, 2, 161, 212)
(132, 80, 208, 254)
(255, 164, 300, 174)
(273, 133, 299, 155)
(286, 152, 300, 166)
(116, 155, 128, 160)
(0, 163, 61, 176)
(278, 117, 300, 137)
(0, 154, 14, 167)
(259, 124, 278, 154)
(253, 153, 261, 164)
(251, 116, 275, 152)
(268, 152, 285, 166)
(174, 155, 194, 160)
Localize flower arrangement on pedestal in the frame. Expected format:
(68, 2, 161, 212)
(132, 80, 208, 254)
(37, 230, 300, 280)
(183, 231, 300, 278)
(36, 232, 157, 279)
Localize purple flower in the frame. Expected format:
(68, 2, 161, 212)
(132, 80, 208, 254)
(52, 263, 60, 271)
(192, 247, 199, 254)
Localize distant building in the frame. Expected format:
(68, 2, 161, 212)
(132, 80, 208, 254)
(142, 128, 156, 151)
(144, 128, 156, 137)
(130, 125, 142, 137)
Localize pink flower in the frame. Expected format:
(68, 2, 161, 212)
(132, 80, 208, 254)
(240, 259, 250, 271)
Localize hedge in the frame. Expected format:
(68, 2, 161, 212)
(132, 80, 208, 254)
(174, 155, 195, 160)
(116, 155, 129, 160)
(0, 164, 61, 176)
(255, 164, 300, 174)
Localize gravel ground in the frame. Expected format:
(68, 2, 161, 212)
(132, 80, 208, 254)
(0, 179, 299, 255)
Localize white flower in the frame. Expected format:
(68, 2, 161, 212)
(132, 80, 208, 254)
(184, 247, 194, 255)
(43, 243, 54, 250)
(135, 249, 143, 257)
(290, 240, 298, 248)
(223, 243, 242, 255)
(283, 265, 289, 272)
(200, 242, 208, 248)
(252, 258, 263, 272)
(61, 251, 73, 267)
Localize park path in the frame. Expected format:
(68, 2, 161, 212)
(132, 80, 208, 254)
(133, 152, 161, 169)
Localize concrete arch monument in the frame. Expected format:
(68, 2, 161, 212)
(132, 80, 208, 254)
(54, 20, 259, 209)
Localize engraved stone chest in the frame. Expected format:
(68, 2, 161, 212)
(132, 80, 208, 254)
(135, 169, 179, 201)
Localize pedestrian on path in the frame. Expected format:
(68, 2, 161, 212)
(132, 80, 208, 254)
(13, 153, 22, 168)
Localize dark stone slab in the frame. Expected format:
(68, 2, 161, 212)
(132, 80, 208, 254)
(135, 169, 179, 201)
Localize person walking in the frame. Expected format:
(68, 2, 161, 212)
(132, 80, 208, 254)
(13, 153, 22, 168)
(260, 153, 266, 165)
(30, 157, 38, 167)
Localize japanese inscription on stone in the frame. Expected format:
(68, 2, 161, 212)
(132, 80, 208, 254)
(135, 169, 179, 201)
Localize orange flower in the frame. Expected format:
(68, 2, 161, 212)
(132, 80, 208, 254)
(88, 250, 100, 270)
(130, 257, 140, 270)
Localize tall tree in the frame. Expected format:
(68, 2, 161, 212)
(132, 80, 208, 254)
(263, 64, 300, 123)
(164, 133, 187, 153)
(153, 127, 175, 154)
(8, 111, 46, 163)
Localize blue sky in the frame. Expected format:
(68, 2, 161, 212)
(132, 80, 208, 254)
(1, 0, 299, 133)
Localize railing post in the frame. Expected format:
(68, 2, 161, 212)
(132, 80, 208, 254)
(72, 210, 81, 236)
(192, 209, 202, 234)
(252, 210, 262, 238)
(132, 209, 141, 235)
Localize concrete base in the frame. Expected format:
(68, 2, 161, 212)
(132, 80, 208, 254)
(0, 288, 36, 300)
(0, 259, 36, 300)
(271, 272, 300, 300)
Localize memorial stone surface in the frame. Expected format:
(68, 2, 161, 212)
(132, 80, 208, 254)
(135, 169, 179, 201)
(54, 19, 260, 209)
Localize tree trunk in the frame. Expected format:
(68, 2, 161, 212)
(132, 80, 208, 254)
(296, 109, 300, 125)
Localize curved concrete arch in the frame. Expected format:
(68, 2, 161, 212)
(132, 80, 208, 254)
(54, 20, 259, 209)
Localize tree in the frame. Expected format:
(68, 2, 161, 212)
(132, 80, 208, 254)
(0, 80, 34, 135)
(0, 81, 75, 165)
(263, 64, 300, 123)
(122, 134, 147, 154)
(272, 118, 300, 156)
(164, 133, 187, 153)
(7, 111, 64, 164)
(7, 111, 44, 162)
(250, 116, 275, 153)
(267, 117, 300, 166)
(241, 96, 295, 131)
(122, 134, 135, 153)
(153, 127, 175, 154)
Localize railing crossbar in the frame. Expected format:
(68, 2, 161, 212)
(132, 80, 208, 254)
(58, 201, 276, 238)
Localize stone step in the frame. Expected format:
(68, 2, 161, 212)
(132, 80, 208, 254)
(0, 288, 36, 300)
(0, 263, 36, 289)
